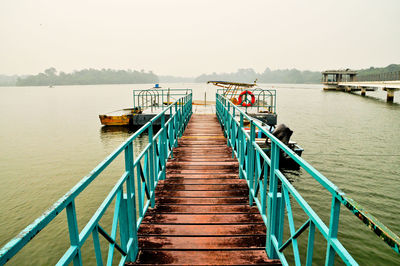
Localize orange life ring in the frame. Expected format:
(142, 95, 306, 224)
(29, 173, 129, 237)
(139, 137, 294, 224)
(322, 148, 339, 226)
(238, 90, 255, 107)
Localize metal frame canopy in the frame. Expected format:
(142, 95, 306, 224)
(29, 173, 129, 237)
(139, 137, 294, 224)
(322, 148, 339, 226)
(207, 80, 257, 103)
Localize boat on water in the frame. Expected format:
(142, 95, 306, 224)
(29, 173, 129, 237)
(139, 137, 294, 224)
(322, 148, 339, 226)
(208, 80, 304, 169)
(99, 86, 192, 127)
(99, 107, 142, 126)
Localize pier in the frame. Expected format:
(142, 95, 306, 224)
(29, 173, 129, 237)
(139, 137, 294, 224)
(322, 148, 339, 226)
(133, 114, 279, 265)
(0, 92, 399, 265)
(322, 70, 400, 102)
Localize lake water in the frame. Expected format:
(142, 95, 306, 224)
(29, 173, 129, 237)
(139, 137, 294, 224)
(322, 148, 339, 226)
(0, 83, 399, 265)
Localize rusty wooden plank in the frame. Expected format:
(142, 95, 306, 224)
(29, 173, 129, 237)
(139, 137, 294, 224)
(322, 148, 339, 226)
(141, 214, 264, 224)
(157, 183, 248, 191)
(155, 197, 249, 205)
(138, 224, 266, 236)
(161, 178, 244, 184)
(156, 190, 247, 198)
(145, 205, 259, 214)
(131, 250, 280, 265)
(138, 235, 266, 249)
(166, 169, 238, 175)
(165, 174, 238, 179)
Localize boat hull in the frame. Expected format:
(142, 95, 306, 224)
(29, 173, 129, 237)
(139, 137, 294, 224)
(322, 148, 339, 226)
(99, 114, 131, 126)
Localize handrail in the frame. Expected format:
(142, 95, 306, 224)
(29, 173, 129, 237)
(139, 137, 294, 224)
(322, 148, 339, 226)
(0, 93, 193, 265)
(216, 93, 399, 266)
(357, 71, 400, 82)
(133, 88, 192, 110)
(216, 88, 276, 114)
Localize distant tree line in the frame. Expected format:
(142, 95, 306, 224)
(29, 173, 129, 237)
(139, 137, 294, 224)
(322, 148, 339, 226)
(2, 64, 399, 86)
(159, 75, 194, 83)
(195, 64, 400, 84)
(0, 75, 19, 86)
(195, 68, 321, 84)
(15, 68, 159, 86)
(357, 64, 400, 76)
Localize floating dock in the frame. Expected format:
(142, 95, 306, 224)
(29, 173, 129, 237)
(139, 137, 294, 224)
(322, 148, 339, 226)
(131, 114, 280, 265)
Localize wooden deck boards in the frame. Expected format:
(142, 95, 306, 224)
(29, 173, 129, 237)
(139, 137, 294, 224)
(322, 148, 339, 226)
(131, 114, 280, 265)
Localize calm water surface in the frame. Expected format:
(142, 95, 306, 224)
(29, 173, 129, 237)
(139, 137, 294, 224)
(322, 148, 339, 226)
(0, 83, 399, 265)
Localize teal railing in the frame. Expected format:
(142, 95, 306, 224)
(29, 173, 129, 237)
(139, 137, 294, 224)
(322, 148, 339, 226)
(216, 93, 399, 265)
(0, 93, 193, 265)
(133, 88, 192, 110)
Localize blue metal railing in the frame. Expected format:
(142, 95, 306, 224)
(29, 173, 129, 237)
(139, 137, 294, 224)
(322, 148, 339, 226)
(216, 93, 399, 266)
(133, 88, 192, 110)
(0, 93, 193, 265)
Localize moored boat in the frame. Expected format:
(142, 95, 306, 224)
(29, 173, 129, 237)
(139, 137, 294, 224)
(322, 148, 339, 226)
(99, 108, 142, 126)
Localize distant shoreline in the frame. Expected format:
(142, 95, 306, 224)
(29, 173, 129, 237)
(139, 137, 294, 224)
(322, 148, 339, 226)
(1, 64, 399, 87)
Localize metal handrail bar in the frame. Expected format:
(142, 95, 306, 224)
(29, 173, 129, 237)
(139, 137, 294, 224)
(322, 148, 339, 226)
(216, 93, 399, 266)
(133, 88, 192, 109)
(216, 88, 276, 114)
(357, 71, 400, 82)
(0, 93, 193, 265)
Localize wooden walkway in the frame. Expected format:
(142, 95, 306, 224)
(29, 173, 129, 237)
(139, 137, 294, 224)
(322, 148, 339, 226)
(132, 114, 279, 265)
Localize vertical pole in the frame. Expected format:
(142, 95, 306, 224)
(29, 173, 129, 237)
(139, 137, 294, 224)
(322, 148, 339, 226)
(92, 226, 103, 266)
(266, 141, 280, 259)
(179, 98, 183, 137)
(162, 90, 164, 110)
(119, 194, 129, 255)
(306, 221, 315, 266)
(148, 123, 155, 208)
(232, 107, 236, 158)
(261, 161, 268, 215)
(174, 102, 178, 147)
(125, 142, 138, 260)
(248, 121, 255, 206)
(239, 113, 244, 179)
(160, 113, 166, 180)
(386, 88, 395, 102)
(204, 91, 207, 106)
(325, 196, 341, 266)
(361, 87, 366, 96)
(66, 200, 82, 266)
(169, 107, 174, 158)
(226, 102, 231, 147)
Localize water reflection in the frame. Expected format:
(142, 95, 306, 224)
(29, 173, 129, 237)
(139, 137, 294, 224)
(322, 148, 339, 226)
(99, 126, 133, 148)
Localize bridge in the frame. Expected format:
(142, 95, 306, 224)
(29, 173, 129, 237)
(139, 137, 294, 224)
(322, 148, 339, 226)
(0, 92, 399, 265)
(322, 70, 400, 102)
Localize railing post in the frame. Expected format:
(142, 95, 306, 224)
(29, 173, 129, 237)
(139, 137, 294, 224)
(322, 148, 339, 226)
(169, 107, 174, 158)
(174, 102, 178, 147)
(239, 113, 244, 179)
(66, 200, 82, 266)
(148, 123, 155, 208)
(227, 101, 231, 147)
(125, 142, 138, 260)
(232, 107, 236, 158)
(160, 113, 167, 180)
(261, 161, 268, 215)
(266, 142, 281, 259)
(118, 192, 129, 261)
(325, 196, 341, 265)
(248, 121, 255, 206)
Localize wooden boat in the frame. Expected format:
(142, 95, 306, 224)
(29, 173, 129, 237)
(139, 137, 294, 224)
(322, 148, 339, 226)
(99, 108, 142, 126)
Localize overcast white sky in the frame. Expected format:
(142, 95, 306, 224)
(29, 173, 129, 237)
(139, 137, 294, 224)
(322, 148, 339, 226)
(0, 0, 399, 76)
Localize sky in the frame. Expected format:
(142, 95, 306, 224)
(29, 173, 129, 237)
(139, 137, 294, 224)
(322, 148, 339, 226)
(0, 0, 399, 77)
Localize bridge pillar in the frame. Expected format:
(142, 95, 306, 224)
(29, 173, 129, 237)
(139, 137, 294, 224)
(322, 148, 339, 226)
(386, 88, 395, 102)
(361, 87, 366, 96)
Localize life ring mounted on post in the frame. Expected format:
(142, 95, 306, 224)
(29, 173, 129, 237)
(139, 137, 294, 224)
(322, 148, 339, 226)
(238, 90, 256, 107)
